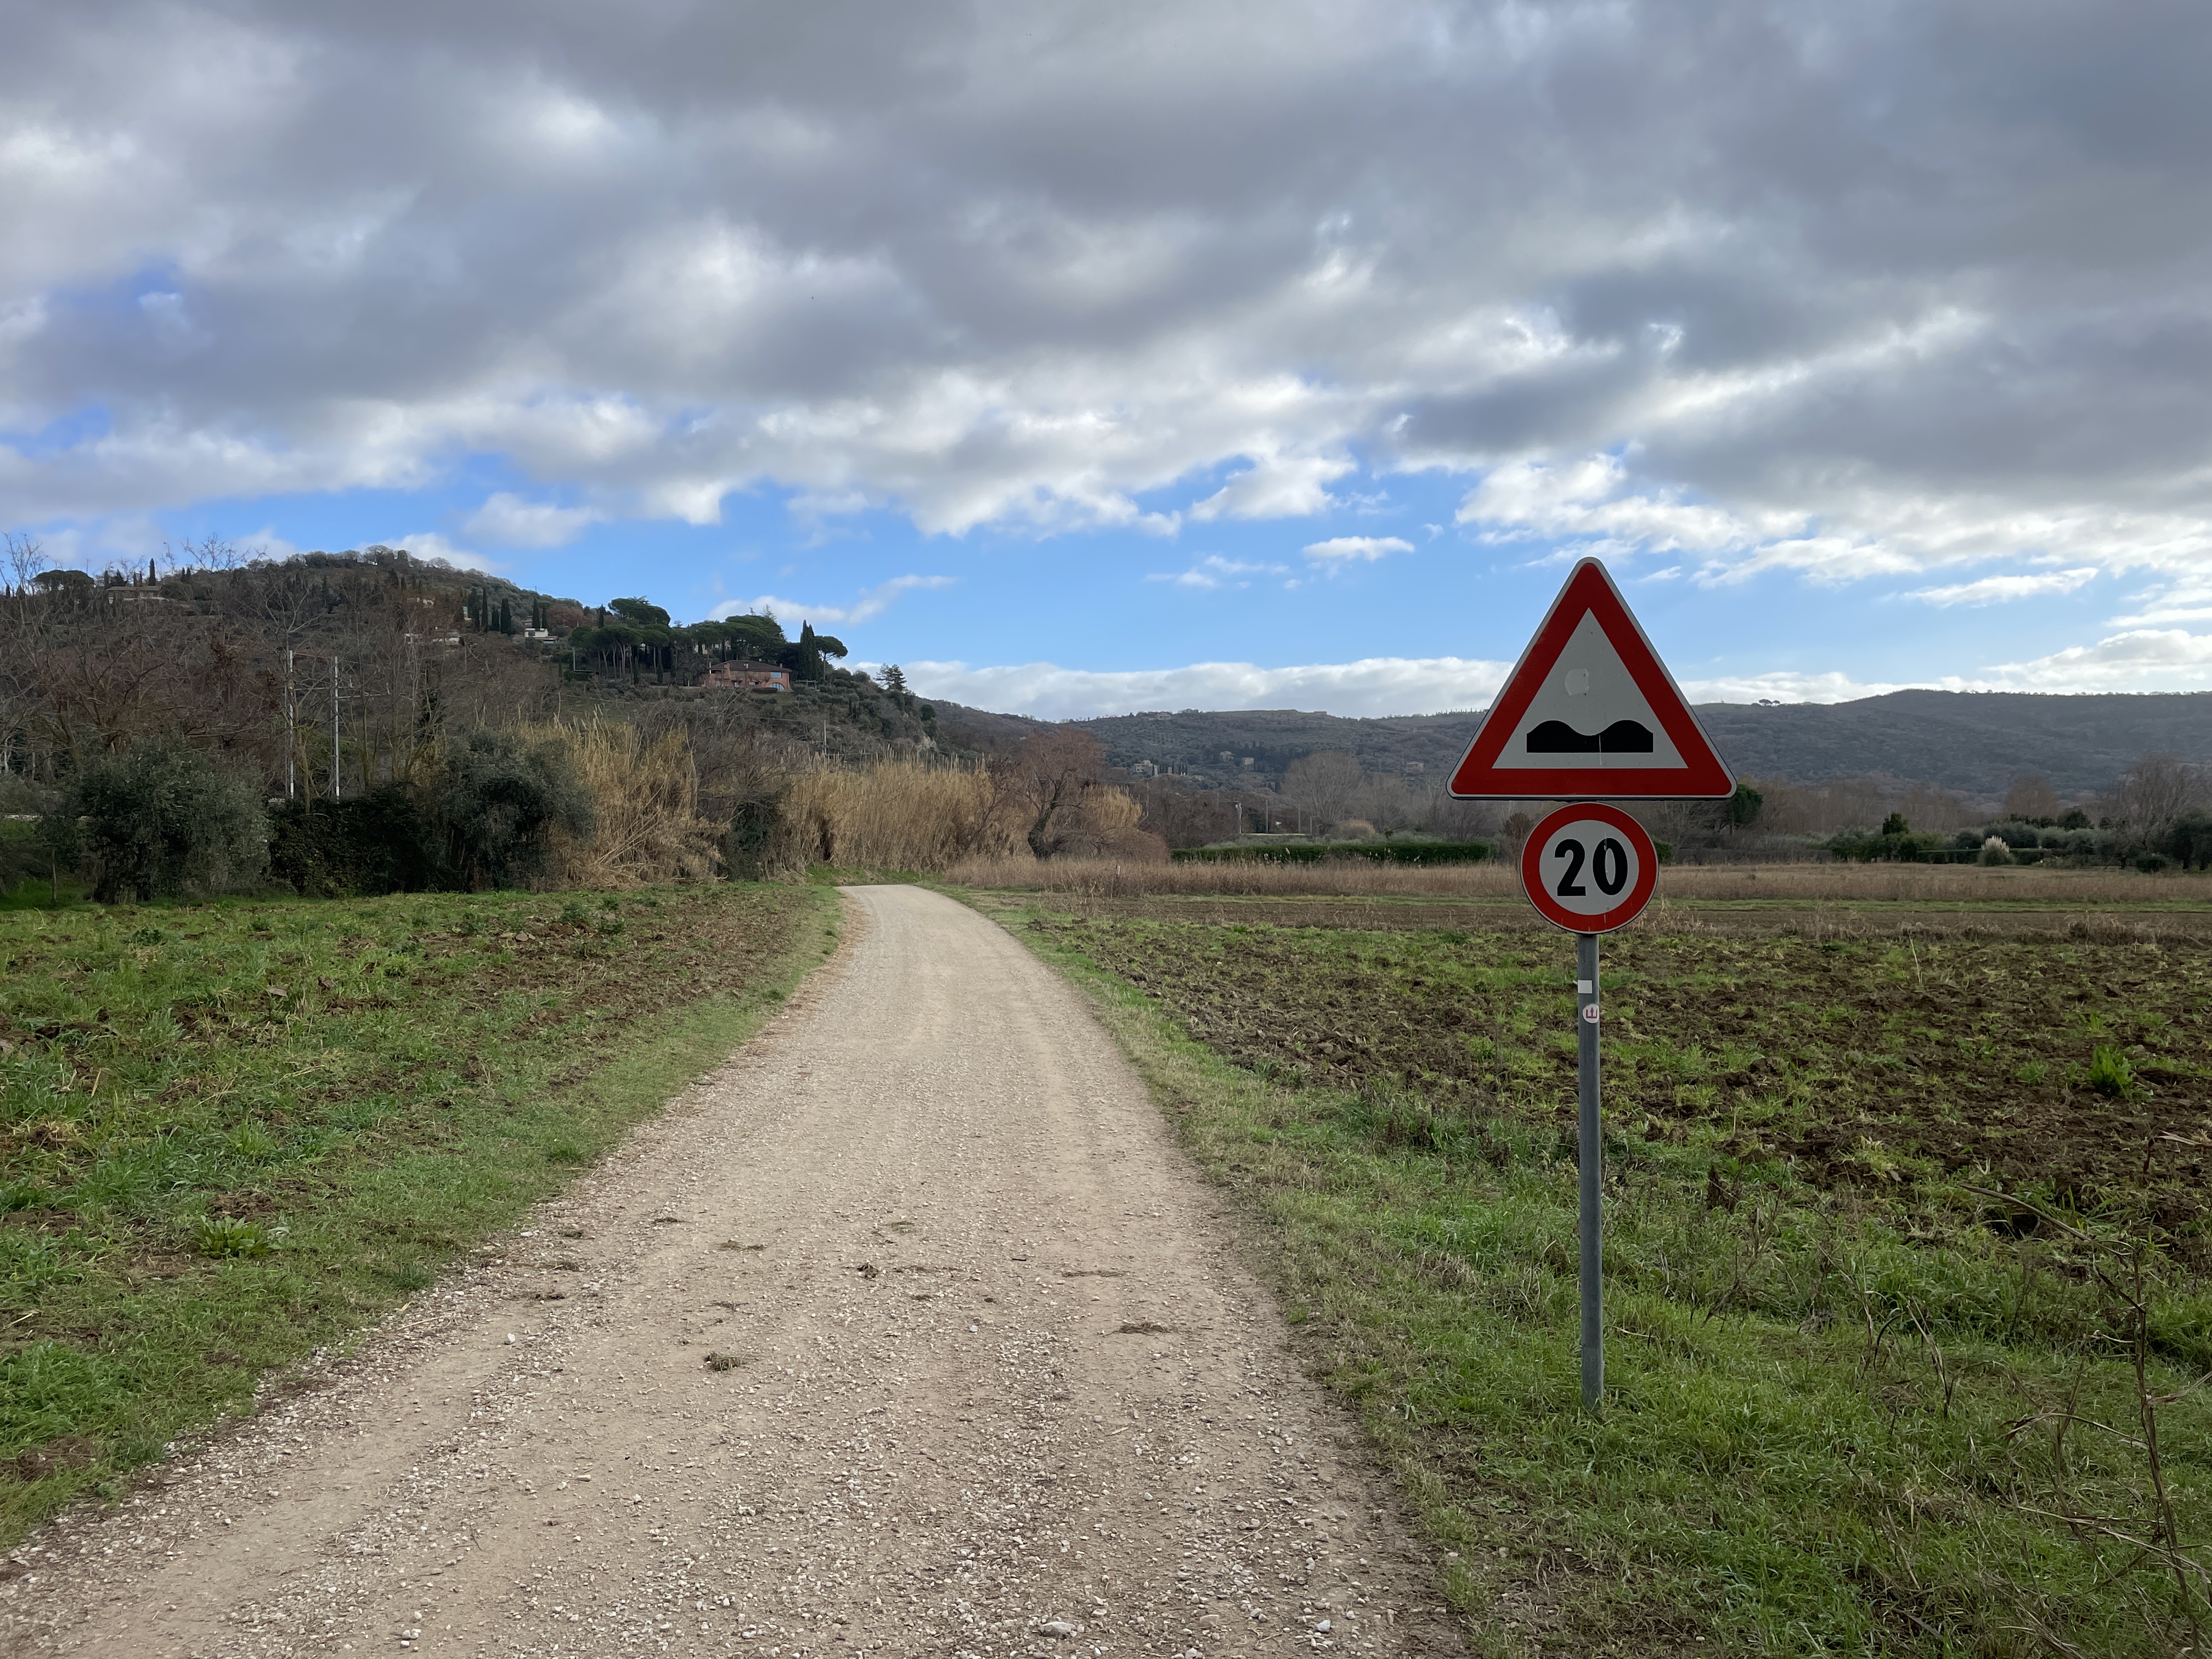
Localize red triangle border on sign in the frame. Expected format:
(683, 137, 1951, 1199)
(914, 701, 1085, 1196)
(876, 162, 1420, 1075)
(1448, 558, 1734, 799)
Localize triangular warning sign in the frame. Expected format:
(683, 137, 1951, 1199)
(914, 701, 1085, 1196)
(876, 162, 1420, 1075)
(1449, 558, 1734, 799)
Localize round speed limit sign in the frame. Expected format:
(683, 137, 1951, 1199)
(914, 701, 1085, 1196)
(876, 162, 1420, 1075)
(1519, 802, 1659, 934)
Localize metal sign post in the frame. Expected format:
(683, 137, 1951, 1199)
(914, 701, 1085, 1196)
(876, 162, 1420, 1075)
(1522, 802, 1656, 1410)
(1576, 930, 1602, 1409)
(1448, 557, 1737, 1415)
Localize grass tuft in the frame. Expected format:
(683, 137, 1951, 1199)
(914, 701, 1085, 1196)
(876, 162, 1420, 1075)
(191, 1216, 284, 1259)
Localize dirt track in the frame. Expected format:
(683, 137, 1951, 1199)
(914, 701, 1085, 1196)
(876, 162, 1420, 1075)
(3, 885, 1457, 1658)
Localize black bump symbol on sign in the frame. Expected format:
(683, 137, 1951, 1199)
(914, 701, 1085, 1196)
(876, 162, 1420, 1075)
(1526, 719, 1655, 754)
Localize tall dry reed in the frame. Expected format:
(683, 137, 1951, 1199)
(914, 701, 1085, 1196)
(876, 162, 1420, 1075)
(531, 717, 723, 888)
(778, 760, 1018, 871)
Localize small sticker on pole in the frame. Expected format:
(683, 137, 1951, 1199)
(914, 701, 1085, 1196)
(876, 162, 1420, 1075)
(1520, 803, 1658, 935)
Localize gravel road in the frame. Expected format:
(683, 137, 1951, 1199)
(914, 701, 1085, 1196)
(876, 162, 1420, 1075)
(4, 885, 1459, 1659)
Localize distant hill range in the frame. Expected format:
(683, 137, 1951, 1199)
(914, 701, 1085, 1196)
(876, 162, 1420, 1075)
(933, 690, 2212, 804)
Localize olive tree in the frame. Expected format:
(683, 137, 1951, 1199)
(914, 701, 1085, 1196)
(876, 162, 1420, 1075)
(59, 736, 269, 902)
(435, 730, 594, 889)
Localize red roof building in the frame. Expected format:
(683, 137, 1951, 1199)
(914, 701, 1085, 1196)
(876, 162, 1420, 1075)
(699, 661, 792, 692)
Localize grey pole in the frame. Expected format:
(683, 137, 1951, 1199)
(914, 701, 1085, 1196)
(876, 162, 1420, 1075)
(331, 655, 341, 801)
(284, 648, 295, 801)
(1577, 929, 1603, 1412)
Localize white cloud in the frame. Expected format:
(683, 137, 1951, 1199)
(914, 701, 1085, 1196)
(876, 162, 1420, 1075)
(1677, 670, 1918, 704)
(908, 622, 2212, 720)
(238, 527, 301, 562)
(461, 492, 603, 549)
(1905, 568, 2099, 606)
(1302, 535, 1412, 566)
(1187, 454, 1355, 522)
(2108, 574, 2212, 628)
(1146, 555, 1286, 590)
(1983, 628, 2212, 693)
(708, 573, 952, 628)
(1455, 454, 1793, 559)
(905, 655, 1510, 720)
(1, 0, 2211, 608)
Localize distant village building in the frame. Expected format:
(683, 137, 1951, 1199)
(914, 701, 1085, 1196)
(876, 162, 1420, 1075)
(699, 661, 792, 693)
(1403, 760, 1425, 774)
(1129, 760, 1159, 778)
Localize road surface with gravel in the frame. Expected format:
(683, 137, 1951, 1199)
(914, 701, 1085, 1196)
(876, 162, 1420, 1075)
(3, 885, 1459, 1659)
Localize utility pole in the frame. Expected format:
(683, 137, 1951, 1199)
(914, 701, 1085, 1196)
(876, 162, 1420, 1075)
(284, 648, 296, 800)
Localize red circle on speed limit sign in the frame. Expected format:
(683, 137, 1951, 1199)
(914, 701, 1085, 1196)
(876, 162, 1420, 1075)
(1519, 802, 1659, 934)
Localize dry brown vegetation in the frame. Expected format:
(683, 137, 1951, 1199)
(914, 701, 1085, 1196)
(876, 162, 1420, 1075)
(947, 851, 2200, 906)
(766, 729, 1163, 874)
(777, 760, 1013, 871)
(536, 717, 722, 888)
(946, 851, 1522, 896)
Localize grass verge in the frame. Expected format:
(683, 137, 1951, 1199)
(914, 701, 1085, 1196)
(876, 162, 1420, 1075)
(0, 881, 837, 1544)
(973, 891, 2212, 1658)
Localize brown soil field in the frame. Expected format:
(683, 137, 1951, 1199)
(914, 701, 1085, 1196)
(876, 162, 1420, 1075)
(947, 852, 2205, 908)
(1024, 911, 2212, 1236)
(1004, 890, 2212, 939)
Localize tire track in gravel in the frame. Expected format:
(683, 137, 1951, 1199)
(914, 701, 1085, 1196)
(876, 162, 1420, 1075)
(3, 885, 1462, 1659)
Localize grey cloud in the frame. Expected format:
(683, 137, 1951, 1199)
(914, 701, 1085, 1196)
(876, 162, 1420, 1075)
(4, 0, 2212, 570)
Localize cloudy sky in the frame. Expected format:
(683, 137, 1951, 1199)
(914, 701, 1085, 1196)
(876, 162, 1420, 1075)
(7, 0, 2212, 717)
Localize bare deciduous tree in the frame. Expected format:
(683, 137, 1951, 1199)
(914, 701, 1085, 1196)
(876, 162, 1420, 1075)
(2002, 774, 2063, 820)
(2103, 752, 2206, 839)
(1281, 750, 1365, 830)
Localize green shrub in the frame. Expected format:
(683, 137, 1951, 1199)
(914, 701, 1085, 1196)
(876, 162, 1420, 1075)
(58, 737, 269, 902)
(2165, 809, 2212, 871)
(433, 731, 593, 889)
(1826, 826, 1954, 863)
(726, 797, 781, 880)
(268, 786, 444, 896)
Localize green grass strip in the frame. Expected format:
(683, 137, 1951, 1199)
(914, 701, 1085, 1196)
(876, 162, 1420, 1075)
(0, 882, 838, 1543)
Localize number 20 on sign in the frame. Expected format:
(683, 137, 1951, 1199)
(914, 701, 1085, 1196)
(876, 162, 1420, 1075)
(1448, 558, 1734, 1411)
(1520, 803, 1657, 936)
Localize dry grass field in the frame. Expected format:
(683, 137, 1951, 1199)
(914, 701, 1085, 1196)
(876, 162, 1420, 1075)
(944, 853, 2212, 938)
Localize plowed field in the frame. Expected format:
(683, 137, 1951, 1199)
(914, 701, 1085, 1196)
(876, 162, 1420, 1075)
(1037, 914, 2212, 1233)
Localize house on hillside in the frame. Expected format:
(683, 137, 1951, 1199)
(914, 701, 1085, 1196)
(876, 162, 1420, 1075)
(700, 661, 792, 693)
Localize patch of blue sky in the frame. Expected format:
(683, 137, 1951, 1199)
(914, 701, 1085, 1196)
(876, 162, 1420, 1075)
(29, 445, 2122, 709)
(0, 404, 113, 458)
